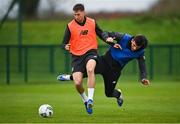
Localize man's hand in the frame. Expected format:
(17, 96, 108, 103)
(113, 43, 122, 50)
(65, 44, 70, 51)
(106, 37, 114, 43)
(141, 79, 150, 85)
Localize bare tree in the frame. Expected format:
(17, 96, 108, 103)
(21, 0, 40, 18)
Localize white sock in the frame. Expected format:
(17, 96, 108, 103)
(88, 88, 94, 100)
(65, 75, 70, 80)
(80, 92, 88, 103)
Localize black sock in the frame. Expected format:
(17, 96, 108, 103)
(112, 89, 121, 98)
(70, 75, 73, 80)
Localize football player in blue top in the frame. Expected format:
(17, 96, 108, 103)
(57, 31, 150, 107)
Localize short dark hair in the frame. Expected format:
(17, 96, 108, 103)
(73, 3, 84, 11)
(134, 34, 148, 49)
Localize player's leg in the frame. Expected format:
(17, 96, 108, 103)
(103, 73, 118, 97)
(72, 72, 88, 102)
(102, 70, 123, 107)
(86, 59, 96, 114)
(72, 72, 91, 113)
(84, 50, 100, 114)
(101, 51, 123, 106)
(72, 72, 84, 95)
(71, 55, 93, 114)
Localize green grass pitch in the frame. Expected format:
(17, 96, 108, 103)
(0, 80, 180, 123)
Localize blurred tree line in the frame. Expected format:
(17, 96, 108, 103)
(133, 0, 180, 23)
(5, 0, 180, 19)
(150, 0, 180, 18)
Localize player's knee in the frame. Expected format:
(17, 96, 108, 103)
(86, 59, 96, 75)
(73, 78, 82, 86)
(87, 67, 95, 75)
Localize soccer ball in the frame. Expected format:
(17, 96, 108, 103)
(38, 104, 53, 118)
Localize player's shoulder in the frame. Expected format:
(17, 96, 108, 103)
(86, 16, 95, 23)
(68, 19, 75, 25)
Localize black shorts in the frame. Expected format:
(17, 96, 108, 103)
(71, 49, 98, 73)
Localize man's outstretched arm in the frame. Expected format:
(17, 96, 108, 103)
(137, 55, 150, 85)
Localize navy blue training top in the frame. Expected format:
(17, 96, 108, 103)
(110, 33, 144, 68)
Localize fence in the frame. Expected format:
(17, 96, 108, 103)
(0, 44, 180, 84)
